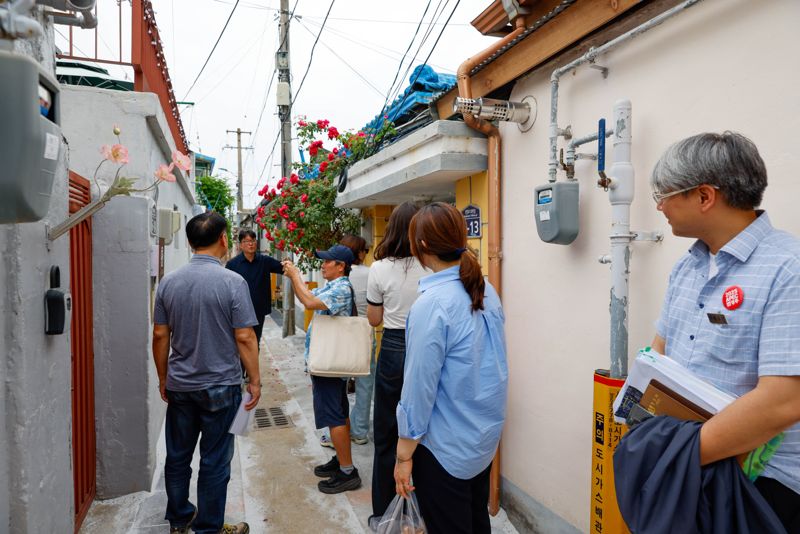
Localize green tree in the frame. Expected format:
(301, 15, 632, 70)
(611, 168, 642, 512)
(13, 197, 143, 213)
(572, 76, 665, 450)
(195, 175, 236, 247)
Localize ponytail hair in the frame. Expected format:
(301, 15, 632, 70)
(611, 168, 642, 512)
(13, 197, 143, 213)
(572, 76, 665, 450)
(409, 202, 485, 311)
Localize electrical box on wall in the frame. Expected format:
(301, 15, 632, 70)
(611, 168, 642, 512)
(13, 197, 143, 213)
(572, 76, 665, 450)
(534, 181, 579, 245)
(157, 208, 181, 245)
(0, 50, 62, 223)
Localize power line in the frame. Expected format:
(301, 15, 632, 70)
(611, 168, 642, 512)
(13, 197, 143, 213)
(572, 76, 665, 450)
(301, 17, 452, 72)
(376, 0, 433, 122)
(182, 0, 241, 100)
(296, 19, 384, 98)
(290, 0, 336, 105)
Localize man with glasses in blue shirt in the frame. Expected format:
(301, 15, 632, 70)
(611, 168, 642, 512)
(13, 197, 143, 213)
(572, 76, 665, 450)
(226, 229, 284, 345)
(650, 132, 800, 531)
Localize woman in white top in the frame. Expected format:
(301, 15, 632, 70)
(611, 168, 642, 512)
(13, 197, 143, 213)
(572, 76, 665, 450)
(367, 202, 430, 522)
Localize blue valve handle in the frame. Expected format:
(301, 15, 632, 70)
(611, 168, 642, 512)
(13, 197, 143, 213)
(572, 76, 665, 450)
(598, 118, 606, 173)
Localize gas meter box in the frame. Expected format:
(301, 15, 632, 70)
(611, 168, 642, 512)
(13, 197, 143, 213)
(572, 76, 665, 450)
(534, 181, 579, 245)
(0, 50, 61, 223)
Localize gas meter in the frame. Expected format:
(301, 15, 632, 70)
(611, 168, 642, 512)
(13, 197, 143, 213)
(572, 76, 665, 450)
(0, 49, 62, 223)
(534, 181, 579, 245)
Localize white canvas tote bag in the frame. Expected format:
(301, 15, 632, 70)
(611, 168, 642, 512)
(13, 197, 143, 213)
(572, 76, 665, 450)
(307, 314, 373, 377)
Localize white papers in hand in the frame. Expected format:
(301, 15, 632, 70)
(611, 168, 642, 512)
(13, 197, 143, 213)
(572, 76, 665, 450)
(228, 391, 254, 436)
(612, 349, 736, 424)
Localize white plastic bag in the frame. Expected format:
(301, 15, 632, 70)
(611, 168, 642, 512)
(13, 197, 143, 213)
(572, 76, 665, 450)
(377, 492, 426, 534)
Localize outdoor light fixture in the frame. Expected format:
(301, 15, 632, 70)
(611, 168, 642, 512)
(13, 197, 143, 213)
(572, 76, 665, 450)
(453, 96, 532, 124)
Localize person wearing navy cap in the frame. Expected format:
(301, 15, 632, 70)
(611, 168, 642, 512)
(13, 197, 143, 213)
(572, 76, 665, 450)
(282, 244, 362, 494)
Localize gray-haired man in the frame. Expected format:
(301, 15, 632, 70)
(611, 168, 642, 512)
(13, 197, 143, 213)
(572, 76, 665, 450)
(650, 132, 800, 530)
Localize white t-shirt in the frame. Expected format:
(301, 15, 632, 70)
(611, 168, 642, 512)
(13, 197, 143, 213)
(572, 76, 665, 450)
(349, 264, 369, 317)
(366, 257, 430, 329)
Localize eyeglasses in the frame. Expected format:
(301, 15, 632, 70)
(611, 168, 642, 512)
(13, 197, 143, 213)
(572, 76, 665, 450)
(240, 239, 257, 245)
(651, 184, 719, 204)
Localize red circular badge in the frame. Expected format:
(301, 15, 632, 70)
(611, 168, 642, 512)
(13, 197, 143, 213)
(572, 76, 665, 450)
(722, 285, 744, 311)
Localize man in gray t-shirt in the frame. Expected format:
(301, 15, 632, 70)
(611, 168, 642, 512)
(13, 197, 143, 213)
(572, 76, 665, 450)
(152, 211, 260, 534)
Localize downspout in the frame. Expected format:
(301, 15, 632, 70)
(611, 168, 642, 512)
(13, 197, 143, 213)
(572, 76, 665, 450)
(456, 14, 527, 517)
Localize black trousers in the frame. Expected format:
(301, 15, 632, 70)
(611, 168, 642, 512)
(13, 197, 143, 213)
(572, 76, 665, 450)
(412, 444, 492, 534)
(253, 317, 265, 345)
(755, 476, 800, 533)
(371, 328, 406, 517)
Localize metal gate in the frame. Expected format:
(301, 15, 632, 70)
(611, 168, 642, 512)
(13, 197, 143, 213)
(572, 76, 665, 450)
(69, 172, 95, 531)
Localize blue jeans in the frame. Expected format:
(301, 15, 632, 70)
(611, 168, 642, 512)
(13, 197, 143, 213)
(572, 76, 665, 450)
(350, 341, 377, 439)
(165, 385, 241, 534)
(371, 328, 406, 517)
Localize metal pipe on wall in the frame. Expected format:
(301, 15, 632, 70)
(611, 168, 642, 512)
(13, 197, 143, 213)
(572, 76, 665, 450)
(608, 100, 633, 378)
(548, 0, 704, 183)
(456, 14, 527, 517)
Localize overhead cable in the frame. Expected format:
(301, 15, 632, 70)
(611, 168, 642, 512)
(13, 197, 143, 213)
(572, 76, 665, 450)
(290, 0, 336, 105)
(182, 0, 241, 100)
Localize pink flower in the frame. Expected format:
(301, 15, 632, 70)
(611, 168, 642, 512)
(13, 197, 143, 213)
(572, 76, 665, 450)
(154, 163, 176, 182)
(101, 143, 129, 164)
(270, 188, 277, 197)
(316, 119, 330, 129)
(332, 147, 338, 155)
(299, 211, 305, 218)
(298, 120, 307, 127)
(300, 193, 308, 203)
(327, 153, 335, 161)
(290, 174, 299, 184)
(327, 127, 339, 140)
(171, 150, 191, 172)
(357, 131, 366, 138)
(276, 239, 285, 250)
(287, 221, 298, 231)
(319, 161, 328, 173)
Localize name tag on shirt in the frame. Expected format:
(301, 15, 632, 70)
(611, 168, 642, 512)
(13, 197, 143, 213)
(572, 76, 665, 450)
(707, 313, 728, 325)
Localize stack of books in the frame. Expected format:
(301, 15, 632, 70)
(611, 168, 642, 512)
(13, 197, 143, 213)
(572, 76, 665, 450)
(613, 348, 783, 481)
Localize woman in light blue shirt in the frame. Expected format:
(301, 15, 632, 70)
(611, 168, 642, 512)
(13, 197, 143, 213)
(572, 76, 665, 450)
(394, 202, 508, 534)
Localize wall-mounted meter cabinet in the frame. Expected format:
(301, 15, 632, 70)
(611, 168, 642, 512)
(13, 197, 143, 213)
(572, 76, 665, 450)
(0, 50, 61, 224)
(534, 181, 579, 245)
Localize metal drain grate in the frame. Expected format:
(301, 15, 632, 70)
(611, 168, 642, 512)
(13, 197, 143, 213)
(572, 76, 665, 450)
(253, 406, 293, 430)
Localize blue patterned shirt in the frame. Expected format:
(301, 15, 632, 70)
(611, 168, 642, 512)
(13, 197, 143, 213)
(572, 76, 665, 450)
(397, 266, 508, 479)
(303, 275, 353, 361)
(656, 212, 800, 494)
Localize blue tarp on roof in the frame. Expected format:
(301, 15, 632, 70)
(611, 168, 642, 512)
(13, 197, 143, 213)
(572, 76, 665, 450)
(364, 65, 456, 132)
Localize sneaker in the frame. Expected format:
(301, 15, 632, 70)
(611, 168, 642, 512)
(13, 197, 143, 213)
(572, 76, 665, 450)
(219, 523, 250, 534)
(169, 508, 197, 534)
(351, 435, 368, 445)
(320, 434, 334, 448)
(314, 455, 340, 477)
(318, 467, 362, 494)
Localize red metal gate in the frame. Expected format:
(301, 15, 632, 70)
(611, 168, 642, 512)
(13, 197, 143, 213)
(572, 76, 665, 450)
(69, 172, 95, 531)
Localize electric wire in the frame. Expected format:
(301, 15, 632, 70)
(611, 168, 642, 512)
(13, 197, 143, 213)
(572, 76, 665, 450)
(366, 0, 460, 157)
(301, 17, 452, 72)
(295, 19, 384, 98)
(182, 0, 241, 100)
(290, 0, 336, 105)
(376, 0, 433, 121)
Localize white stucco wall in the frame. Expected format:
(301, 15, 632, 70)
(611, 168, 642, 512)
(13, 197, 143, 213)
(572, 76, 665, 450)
(499, 0, 800, 530)
(0, 14, 73, 532)
(60, 86, 195, 497)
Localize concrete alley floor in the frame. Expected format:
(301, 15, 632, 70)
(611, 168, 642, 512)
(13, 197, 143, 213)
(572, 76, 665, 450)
(80, 317, 519, 533)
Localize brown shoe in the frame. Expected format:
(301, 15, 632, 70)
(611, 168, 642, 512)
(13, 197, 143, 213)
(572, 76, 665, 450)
(219, 522, 250, 534)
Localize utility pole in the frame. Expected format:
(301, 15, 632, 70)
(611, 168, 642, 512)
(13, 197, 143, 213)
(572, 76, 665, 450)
(277, 0, 295, 337)
(224, 128, 252, 219)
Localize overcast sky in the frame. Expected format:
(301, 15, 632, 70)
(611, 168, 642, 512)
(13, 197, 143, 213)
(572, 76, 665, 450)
(55, 0, 498, 209)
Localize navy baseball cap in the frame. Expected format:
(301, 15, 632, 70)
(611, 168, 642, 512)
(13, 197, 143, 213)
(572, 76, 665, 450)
(314, 244, 354, 266)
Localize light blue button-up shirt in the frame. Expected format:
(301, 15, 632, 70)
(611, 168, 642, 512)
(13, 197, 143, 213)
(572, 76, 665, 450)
(656, 211, 800, 494)
(397, 266, 508, 479)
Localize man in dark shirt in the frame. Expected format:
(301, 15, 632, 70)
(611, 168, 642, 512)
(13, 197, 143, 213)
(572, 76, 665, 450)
(225, 229, 284, 344)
